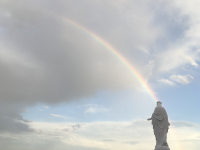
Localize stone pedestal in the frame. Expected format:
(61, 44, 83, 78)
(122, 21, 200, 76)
(154, 146, 170, 150)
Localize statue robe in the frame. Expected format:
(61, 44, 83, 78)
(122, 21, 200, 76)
(151, 106, 170, 147)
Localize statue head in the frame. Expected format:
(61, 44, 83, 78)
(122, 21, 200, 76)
(157, 101, 162, 107)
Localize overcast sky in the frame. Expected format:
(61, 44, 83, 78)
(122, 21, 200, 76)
(1, 0, 200, 150)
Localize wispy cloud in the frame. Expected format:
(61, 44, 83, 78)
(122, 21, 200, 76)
(185, 56, 199, 68)
(171, 121, 200, 128)
(72, 124, 82, 130)
(103, 139, 116, 142)
(50, 114, 66, 119)
(158, 78, 176, 86)
(85, 104, 110, 114)
(85, 104, 98, 107)
(123, 141, 140, 145)
(45, 106, 49, 109)
(170, 75, 194, 85)
(61, 124, 82, 132)
(85, 107, 110, 114)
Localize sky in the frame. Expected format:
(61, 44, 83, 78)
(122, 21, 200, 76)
(1, 0, 200, 149)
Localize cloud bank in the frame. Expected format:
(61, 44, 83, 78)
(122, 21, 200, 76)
(0, 120, 199, 150)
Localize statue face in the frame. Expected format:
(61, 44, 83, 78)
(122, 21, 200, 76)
(157, 102, 162, 107)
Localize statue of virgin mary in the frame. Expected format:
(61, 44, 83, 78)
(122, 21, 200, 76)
(147, 101, 170, 150)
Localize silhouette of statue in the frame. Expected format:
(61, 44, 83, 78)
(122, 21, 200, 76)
(147, 101, 170, 150)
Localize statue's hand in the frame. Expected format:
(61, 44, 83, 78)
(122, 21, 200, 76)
(147, 118, 152, 121)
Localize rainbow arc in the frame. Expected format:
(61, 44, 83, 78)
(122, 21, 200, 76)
(62, 17, 159, 103)
(54, 13, 181, 150)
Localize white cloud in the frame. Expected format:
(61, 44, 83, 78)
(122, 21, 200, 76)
(170, 75, 194, 85)
(45, 106, 49, 109)
(185, 56, 199, 67)
(151, 0, 200, 73)
(156, 49, 199, 73)
(1, 119, 200, 150)
(85, 107, 110, 114)
(2, 119, 197, 150)
(84, 104, 110, 114)
(158, 78, 176, 86)
(50, 114, 66, 119)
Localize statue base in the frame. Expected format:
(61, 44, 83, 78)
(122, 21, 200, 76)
(154, 146, 170, 150)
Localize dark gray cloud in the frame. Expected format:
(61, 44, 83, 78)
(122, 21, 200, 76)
(62, 123, 83, 131)
(0, 117, 33, 133)
(0, 104, 33, 133)
(0, 0, 139, 133)
(0, 0, 157, 133)
(72, 124, 81, 130)
(0, 0, 143, 105)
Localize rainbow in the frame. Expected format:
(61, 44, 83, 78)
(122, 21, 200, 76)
(58, 16, 182, 150)
(7, 0, 181, 148)
(38, 6, 180, 148)
(61, 17, 159, 103)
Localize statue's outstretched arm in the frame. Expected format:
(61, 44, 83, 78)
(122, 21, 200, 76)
(147, 117, 152, 121)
